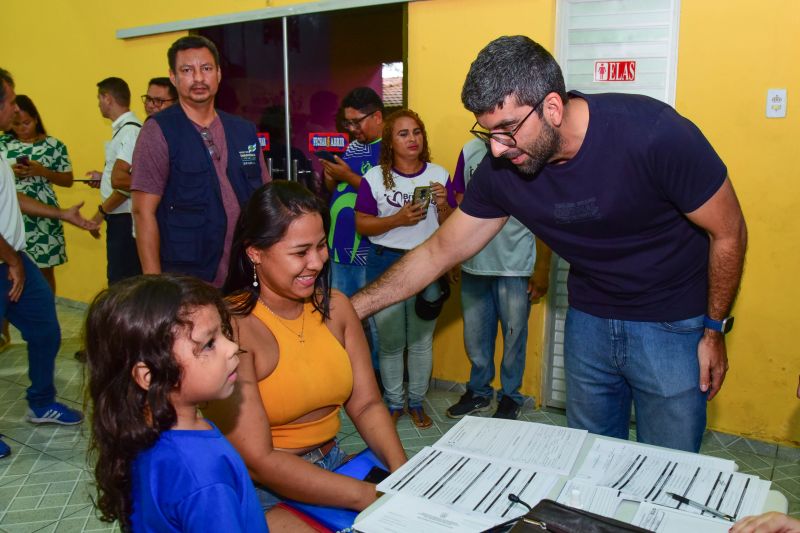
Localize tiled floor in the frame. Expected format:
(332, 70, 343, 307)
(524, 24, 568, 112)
(1, 301, 798, 531)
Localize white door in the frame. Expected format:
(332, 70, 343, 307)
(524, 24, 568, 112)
(543, 0, 681, 408)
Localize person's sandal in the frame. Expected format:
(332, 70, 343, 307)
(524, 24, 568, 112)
(408, 406, 432, 429)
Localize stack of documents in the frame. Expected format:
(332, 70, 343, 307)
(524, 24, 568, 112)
(353, 417, 771, 533)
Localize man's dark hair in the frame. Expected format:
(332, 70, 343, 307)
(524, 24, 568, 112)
(341, 87, 384, 115)
(168, 35, 220, 72)
(0, 68, 14, 105)
(462, 35, 568, 115)
(97, 77, 131, 108)
(148, 77, 178, 100)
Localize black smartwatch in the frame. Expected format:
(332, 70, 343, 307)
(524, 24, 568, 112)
(703, 315, 734, 334)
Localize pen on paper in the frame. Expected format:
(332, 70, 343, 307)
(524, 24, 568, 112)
(667, 492, 735, 522)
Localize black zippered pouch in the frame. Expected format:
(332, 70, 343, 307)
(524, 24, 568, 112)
(506, 499, 651, 533)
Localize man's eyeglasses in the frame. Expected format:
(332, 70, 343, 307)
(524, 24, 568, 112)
(342, 110, 377, 130)
(141, 95, 176, 108)
(200, 128, 220, 162)
(469, 94, 547, 147)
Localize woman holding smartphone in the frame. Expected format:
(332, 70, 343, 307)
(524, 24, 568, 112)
(0, 95, 74, 293)
(354, 109, 456, 428)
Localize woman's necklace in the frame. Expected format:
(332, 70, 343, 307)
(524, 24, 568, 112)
(258, 297, 305, 344)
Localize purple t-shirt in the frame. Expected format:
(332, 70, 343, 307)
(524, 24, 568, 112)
(131, 115, 270, 287)
(460, 91, 727, 321)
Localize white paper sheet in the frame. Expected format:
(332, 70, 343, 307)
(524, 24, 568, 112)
(434, 416, 588, 475)
(556, 479, 629, 518)
(632, 502, 732, 533)
(573, 440, 770, 521)
(354, 494, 497, 533)
(376, 446, 559, 520)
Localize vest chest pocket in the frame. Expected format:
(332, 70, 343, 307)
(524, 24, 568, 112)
(171, 159, 215, 205)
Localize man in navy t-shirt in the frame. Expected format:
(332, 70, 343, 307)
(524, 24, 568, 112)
(352, 36, 747, 453)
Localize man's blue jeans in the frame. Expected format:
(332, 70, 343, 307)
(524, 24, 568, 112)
(366, 247, 438, 410)
(564, 307, 707, 452)
(0, 252, 60, 408)
(330, 260, 380, 372)
(461, 272, 531, 405)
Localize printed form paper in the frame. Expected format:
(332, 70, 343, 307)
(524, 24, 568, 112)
(376, 447, 559, 521)
(354, 494, 496, 533)
(556, 479, 629, 518)
(574, 440, 770, 521)
(434, 416, 588, 475)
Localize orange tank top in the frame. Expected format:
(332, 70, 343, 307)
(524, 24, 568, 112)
(253, 301, 353, 449)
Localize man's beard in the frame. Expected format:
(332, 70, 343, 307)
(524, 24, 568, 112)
(504, 121, 561, 176)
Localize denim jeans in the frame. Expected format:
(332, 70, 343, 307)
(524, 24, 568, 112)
(106, 213, 141, 285)
(330, 260, 366, 298)
(0, 253, 60, 408)
(564, 307, 707, 452)
(330, 260, 380, 372)
(366, 246, 437, 410)
(461, 272, 531, 405)
(254, 441, 348, 510)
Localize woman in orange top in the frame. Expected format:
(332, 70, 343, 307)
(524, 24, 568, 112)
(205, 180, 406, 532)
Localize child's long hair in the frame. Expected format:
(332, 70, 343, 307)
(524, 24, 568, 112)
(224, 180, 332, 319)
(85, 274, 233, 531)
(378, 108, 431, 191)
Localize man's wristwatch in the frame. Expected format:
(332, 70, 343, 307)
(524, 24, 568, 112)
(703, 315, 734, 334)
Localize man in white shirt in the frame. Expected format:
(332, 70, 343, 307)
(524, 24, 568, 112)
(0, 68, 98, 459)
(86, 77, 142, 284)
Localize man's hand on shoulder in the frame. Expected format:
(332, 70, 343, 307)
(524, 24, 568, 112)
(698, 331, 728, 401)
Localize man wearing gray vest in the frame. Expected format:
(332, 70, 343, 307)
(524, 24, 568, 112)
(446, 139, 551, 420)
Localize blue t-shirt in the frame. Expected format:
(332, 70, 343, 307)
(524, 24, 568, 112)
(130, 421, 268, 533)
(327, 139, 380, 265)
(460, 91, 727, 321)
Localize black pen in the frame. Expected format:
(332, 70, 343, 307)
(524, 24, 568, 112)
(667, 492, 735, 522)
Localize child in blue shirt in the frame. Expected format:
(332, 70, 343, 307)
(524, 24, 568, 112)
(85, 274, 268, 532)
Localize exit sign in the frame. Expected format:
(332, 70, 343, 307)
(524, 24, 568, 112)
(594, 60, 636, 82)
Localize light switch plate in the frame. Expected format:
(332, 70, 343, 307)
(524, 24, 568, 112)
(766, 89, 787, 118)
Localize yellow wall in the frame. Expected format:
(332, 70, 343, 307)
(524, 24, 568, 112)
(676, 1, 800, 446)
(2, 0, 798, 446)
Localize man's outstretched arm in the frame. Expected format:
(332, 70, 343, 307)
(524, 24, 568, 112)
(352, 209, 507, 320)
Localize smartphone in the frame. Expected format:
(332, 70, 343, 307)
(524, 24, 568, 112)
(74, 179, 100, 183)
(316, 151, 338, 163)
(412, 185, 432, 217)
(17, 155, 29, 165)
(363, 466, 390, 484)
